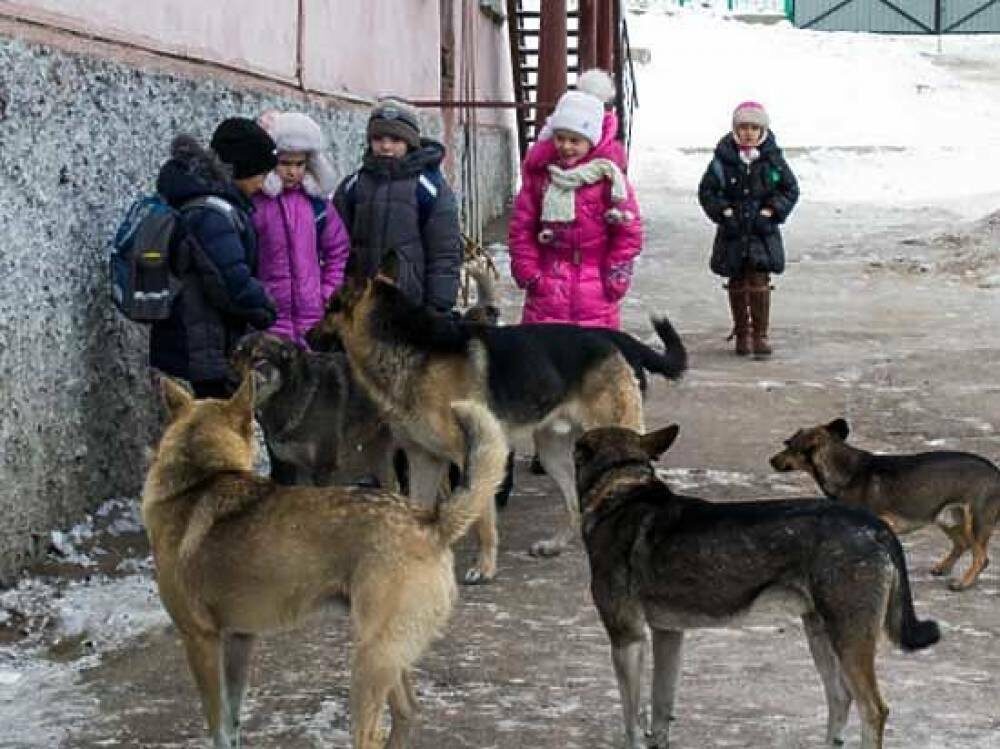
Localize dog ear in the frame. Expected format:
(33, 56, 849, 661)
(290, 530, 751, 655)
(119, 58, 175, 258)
(826, 418, 850, 440)
(377, 250, 401, 284)
(160, 376, 193, 421)
(640, 424, 680, 460)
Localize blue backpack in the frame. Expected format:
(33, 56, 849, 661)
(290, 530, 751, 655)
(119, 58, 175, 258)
(108, 195, 239, 322)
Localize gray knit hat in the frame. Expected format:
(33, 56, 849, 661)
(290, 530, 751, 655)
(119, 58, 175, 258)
(732, 101, 770, 130)
(367, 98, 421, 149)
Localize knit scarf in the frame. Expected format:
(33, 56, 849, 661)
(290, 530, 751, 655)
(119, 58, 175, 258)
(542, 158, 627, 223)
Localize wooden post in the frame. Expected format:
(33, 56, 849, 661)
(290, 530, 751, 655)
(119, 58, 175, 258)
(578, 0, 598, 72)
(596, 0, 615, 72)
(536, 0, 567, 126)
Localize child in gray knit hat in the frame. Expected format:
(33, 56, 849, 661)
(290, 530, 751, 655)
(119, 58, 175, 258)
(333, 98, 462, 313)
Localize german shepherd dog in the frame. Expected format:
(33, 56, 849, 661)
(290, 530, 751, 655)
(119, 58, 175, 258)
(575, 423, 940, 749)
(770, 418, 1000, 591)
(230, 332, 394, 488)
(142, 374, 508, 749)
(306, 256, 687, 583)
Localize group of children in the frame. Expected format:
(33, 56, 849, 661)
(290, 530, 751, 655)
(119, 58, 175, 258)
(149, 69, 800, 397)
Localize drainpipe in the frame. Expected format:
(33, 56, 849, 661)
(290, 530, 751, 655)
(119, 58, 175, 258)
(537, 0, 568, 126)
(578, 0, 598, 72)
(596, 0, 614, 72)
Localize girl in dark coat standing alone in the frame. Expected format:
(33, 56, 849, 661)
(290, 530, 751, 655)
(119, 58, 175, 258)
(698, 101, 799, 357)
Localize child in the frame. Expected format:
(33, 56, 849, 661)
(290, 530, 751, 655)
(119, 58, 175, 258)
(698, 101, 799, 357)
(151, 118, 277, 399)
(253, 112, 350, 348)
(508, 69, 642, 330)
(333, 98, 462, 314)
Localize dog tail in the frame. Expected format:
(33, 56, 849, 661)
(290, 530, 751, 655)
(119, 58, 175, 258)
(603, 316, 688, 392)
(435, 400, 509, 547)
(884, 530, 941, 651)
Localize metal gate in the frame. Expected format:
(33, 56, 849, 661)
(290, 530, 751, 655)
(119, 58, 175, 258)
(793, 0, 1000, 32)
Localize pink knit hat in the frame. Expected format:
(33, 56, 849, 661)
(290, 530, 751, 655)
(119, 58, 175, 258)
(732, 101, 769, 130)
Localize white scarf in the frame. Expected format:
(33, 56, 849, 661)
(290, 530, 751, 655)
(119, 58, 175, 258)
(542, 158, 627, 223)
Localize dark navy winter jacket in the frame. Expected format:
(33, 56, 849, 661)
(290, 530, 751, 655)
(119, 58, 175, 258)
(698, 131, 799, 278)
(150, 136, 276, 383)
(333, 139, 461, 312)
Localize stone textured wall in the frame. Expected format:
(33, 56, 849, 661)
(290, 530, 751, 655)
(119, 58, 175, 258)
(0, 30, 513, 581)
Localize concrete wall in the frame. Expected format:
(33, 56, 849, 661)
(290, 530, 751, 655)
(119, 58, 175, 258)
(0, 15, 514, 580)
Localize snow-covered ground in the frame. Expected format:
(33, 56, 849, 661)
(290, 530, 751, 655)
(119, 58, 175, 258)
(630, 8, 1000, 215)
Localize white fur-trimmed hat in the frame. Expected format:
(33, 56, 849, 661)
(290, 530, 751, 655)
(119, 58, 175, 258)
(259, 111, 337, 198)
(548, 90, 604, 146)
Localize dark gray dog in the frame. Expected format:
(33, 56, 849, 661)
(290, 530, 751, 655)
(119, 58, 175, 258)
(575, 423, 939, 749)
(231, 332, 394, 487)
(770, 418, 1000, 591)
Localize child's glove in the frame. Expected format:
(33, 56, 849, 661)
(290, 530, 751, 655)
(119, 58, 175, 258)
(603, 261, 633, 302)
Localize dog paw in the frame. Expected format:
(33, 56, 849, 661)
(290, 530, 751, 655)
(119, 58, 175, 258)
(462, 567, 494, 585)
(948, 578, 973, 592)
(929, 564, 949, 577)
(529, 539, 565, 557)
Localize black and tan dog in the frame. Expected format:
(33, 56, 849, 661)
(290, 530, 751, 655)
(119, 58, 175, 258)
(770, 418, 1000, 591)
(142, 374, 508, 749)
(306, 255, 687, 583)
(230, 332, 394, 488)
(575, 423, 940, 749)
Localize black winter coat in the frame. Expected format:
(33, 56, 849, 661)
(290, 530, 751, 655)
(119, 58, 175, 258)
(333, 139, 461, 312)
(698, 132, 799, 277)
(150, 136, 276, 383)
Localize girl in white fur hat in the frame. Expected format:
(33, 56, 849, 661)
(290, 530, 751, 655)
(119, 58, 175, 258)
(251, 111, 350, 348)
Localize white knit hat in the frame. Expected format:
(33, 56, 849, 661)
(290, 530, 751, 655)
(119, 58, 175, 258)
(260, 111, 337, 198)
(547, 90, 604, 146)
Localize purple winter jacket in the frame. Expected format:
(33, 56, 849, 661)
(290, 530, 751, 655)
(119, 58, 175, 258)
(508, 111, 643, 330)
(252, 186, 350, 347)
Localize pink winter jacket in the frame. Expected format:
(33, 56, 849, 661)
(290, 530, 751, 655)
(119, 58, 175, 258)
(252, 187, 350, 347)
(508, 111, 643, 329)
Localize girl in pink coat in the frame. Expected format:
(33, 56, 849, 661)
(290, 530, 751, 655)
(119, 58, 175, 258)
(508, 70, 643, 330)
(253, 112, 350, 347)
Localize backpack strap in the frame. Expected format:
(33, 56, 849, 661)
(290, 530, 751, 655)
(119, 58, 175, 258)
(416, 170, 441, 230)
(179, 195, 243, 233)
(308, 195, 328, 238)
(710, 157, 726, 188)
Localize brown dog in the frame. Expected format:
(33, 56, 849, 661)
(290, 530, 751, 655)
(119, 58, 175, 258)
(141, 374, 508, 749)
(770, 418, 1000, 590)
(577, 423, 940, 749)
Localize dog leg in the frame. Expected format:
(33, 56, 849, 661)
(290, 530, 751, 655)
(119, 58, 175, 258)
(931, 511, 969, 577)
(649, 628, 683, 748)
(351, 645, 397, 749)
(386, 671, 418, 749)
(802, 614, 851, 746)
(833, 638, 887, 749)
(223, 633, 256, 747)
(465, 497, 498, 584)
(610, 638, 646, 749)
(529, 427, 580, 557)
(181, 630, 234, 749)
(405, 446, 448, 509)
(951, 507, 994, 591)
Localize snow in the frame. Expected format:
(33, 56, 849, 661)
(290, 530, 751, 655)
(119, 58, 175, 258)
(629, 8, 1000, 215)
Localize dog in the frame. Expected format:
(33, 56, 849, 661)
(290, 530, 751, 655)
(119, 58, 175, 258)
(141, 373, 508, 749)
(770, 418, 1000, 590)
(230, 332, 394, 488)
(306, 254, 687, 583)
(574, 423, 940, 749)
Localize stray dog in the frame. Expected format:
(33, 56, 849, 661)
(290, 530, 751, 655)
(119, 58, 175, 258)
(770, 418, 1000, 590)
(142, 373, 508, 749)
(575, 423, 940, 749)
(306, 254, 686, 583)
(230, 332, 394, 488)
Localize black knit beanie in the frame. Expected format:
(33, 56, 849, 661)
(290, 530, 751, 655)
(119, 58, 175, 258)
(210, 117, 278, 179)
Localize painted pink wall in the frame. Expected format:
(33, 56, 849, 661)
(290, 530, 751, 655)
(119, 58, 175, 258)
(0, 0, 298, 80)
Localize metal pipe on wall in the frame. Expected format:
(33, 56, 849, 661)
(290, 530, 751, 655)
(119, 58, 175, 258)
(536, 0, 567, 125)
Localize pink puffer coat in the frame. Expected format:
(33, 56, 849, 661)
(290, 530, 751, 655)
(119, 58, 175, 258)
(508, 111, 643, 329)
(252, 186, 350, 347)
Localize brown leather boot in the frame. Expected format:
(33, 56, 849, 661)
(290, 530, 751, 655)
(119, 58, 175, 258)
(726, 279, 752, 356)
(748, 272, 772, 357)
